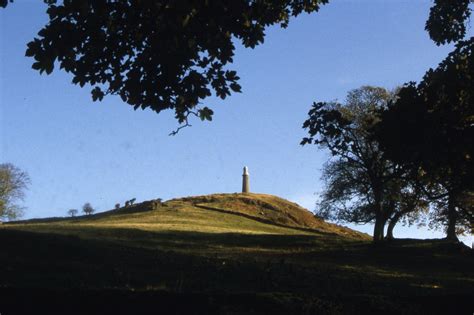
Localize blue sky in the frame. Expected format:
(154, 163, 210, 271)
(0, 1, 471, 244)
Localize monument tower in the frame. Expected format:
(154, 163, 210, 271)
(242, 166, 250, 193)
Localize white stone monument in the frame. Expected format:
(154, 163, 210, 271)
(242, 166, 250, 193)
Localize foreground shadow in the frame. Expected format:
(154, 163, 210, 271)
(1, 287, 472, 315)
(0, 228, 472, 314)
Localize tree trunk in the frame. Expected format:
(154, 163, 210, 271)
(445, 193, 458, 242)
(385, 212, 402, 240)
(373, 212, 386, 243)
(371, 191, 386, 243)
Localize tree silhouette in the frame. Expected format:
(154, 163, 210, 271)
(1, 0, 328, 132)
(302, 87, 426, 242)
(374, 2, 473, 241)
(425, 0, 471, 46)
(67, 208, 78, 217)
(82, 202, 95, 216)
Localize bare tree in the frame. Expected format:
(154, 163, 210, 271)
(0, 163, 30, 220)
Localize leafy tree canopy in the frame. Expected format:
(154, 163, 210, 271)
(425, 0, 472, 45)
(375, 1, 473, 240)
(376, 39, 474, 193)
(82, 202, 95, 215)
(374, 43, 473, 240)
(1, 0, 328, 131)
(302, 86, 426, 242)
(301, 86, 390, 156)
(67, 208, 78, 217)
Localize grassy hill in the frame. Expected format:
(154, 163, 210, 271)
(0, 193, 472, 314)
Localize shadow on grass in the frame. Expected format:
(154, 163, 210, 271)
(0, 227, 472, 297)
(1, 287, 472, 315)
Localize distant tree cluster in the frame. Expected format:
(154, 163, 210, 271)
(66, 203, 95, 217)
(67, 199, 142, 217)
(124, 198, 136, 207)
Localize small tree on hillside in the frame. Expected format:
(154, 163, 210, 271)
(82, 203, 95, 216)
(67, 209, 78, 217)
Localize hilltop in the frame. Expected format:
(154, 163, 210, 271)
(0, 193, 472, 314)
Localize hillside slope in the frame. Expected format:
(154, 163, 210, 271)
(6, 193, 368, 240)
(1, 193, 472, 314)
(179, 193, 367, 238)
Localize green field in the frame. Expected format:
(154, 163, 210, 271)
(0, 194, 472, 314)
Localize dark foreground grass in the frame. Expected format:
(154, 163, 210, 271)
(1, 288, 471, 315)
(0, 227, 472, 314)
